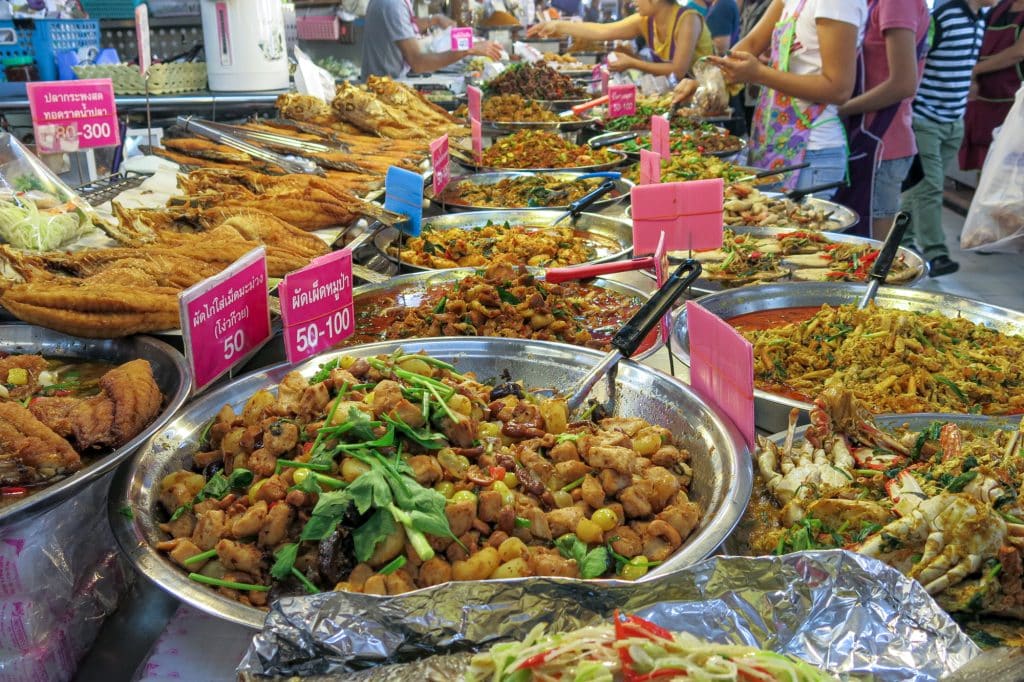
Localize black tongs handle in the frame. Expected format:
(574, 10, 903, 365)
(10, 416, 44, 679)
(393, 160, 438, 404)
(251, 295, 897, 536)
(566, 179, 617, 219)
(785, 180, 845, 201)
(612, 259, 702, 358)
(870, 212, 911, 284)
(590, 131, 640, 149)
(754, 161, 809, 179)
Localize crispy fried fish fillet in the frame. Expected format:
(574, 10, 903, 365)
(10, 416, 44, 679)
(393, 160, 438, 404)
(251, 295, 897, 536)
(332, 82, 430, 140)
(365, 76, 466, 136)
(69, 359, 162, 449)
(0, 402, 80, 484)
(163, 137, 254, 164)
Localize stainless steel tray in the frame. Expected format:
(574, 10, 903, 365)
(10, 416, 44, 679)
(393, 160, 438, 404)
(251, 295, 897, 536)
(368, 209, 634, 273)
(110, 337, 752, 629)
(626, 195, 858, 233)
(678, 225, 927, 292)
(0, 325, 190, 524)
(588, 129, 746, 160)
(454, 149, 628, 173)
(347, 267, 662, 360)
(427, 171, 632, 212)
(489, 114, 601, 132)
(670, 282, 1024, 433)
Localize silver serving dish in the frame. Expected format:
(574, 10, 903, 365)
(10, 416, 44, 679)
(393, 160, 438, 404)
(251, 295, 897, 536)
(670, 282, 1024, 433)
(346, 267, 662, 360)
(588, 129, 746, 160)
(626, 197, 858, 234)
(427, 171, 632, 212)
(368, 209, 634, 273)
(454, 148, 628, 173)
(110, 337, 752, 629)
(679, 225, 927, 293)
(489, 115, 601, 132)
(0, 325, 190, 524)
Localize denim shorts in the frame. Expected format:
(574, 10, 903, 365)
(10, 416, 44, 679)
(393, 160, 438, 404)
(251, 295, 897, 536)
(793, 146, 848, 199)
(872, 156, 914, 219)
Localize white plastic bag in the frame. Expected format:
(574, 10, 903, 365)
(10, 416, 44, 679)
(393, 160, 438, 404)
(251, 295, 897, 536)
(961, 84, 1024, 253)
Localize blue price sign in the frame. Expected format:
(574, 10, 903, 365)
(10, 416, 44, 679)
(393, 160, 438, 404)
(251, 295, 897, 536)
(384, 166, 424, 236)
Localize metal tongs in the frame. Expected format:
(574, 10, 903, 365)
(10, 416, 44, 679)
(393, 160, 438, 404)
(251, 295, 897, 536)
(735, 161, 810, 184)
(588, 131, 640, 150)
(200, 120, 336, 154)
(784, 180, 845, 202)
(565, 259, 702, 412)
(550, 179, 618, 225)
(177, 116, 325, 176)
(858, 211, 910, 309)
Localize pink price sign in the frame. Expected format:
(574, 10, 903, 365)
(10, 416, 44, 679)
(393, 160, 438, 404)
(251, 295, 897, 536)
(471, 118, 483, 161)
(279, 249, 355, 365)
(630, 178, 724, 253)
(467, 85, 483, 123)
(430, 134, 451, 195)
(607, 83, 636, 118)
(450, 27, 474, 51)
(639, 149, 661, 185)
(651, 115, 671, 158)
(26, 79, 120, 154)
(179, 247, 272, 392)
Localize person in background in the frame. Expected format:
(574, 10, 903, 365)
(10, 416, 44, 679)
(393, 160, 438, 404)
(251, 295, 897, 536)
(901, 0, 996, 277)
(527, 0, 715, 80)
(737, 0, 774, 130)
(706, 0, 739, 53)
(675, 0, 867, 195)
(361, 0, 503, 80)
(960, 0, 1024, 170)
(551, 0, 583, 17)
(836, 0, 930, 240)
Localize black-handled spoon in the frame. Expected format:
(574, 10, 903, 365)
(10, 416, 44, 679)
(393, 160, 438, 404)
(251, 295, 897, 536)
(785, 180, 845, 201)
(858, 211, 911, 309)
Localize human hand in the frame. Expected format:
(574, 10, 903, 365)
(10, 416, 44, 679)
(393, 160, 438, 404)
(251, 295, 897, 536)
(606, 51, 636, 72)
(527, 20, 563, 38)
(966, 79, 979, 101)
(468, 39, 504, 61)
(435, 14, 457, 29)
(672, 78, 698, 106)
(706, 50, 762, 84)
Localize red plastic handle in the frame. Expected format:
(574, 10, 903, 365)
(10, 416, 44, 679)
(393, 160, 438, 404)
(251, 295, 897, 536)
(572, 95, 609, 116)
(545, 256, 655, 283)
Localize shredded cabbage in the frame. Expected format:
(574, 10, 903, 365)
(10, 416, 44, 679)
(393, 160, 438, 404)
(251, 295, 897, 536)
(0, 197, 93, 250)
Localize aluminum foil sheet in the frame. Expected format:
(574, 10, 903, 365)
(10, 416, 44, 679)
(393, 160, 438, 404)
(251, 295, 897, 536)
(237, 550, 978, 680)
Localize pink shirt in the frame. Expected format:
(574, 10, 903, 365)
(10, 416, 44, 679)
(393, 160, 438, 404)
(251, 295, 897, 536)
(862, 0, 930, 160)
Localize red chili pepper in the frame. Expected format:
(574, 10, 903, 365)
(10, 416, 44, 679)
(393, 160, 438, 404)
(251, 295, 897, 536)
(50, 389, 71, 397)
(516, 650, 555, 670)
(302, 441, 315, 455)
(489, 465, 507, 482)
(0, 487, 28, 496)
(749, 251, 763, 260)
(632, 669, 689, 681)
(620, 614, 674, 641)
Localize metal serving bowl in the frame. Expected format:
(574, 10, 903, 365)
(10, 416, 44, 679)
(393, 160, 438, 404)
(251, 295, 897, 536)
(345, 267, 662, 360)
(587, 129, 746, 160)
(110, 338, 752, 629)
(670, 282, 1024, 433)
(453, 149, 628, 173)
(625, 198, 859, 234)
(489, 114, 601, 133)
(427, 171, 633, 212)
(369, 209, 634, 274)
(0, 324, 190, 524)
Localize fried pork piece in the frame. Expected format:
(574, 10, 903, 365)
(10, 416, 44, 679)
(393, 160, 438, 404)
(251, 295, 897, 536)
(68, 359, 162, 449)
(0, 402, 80, 485)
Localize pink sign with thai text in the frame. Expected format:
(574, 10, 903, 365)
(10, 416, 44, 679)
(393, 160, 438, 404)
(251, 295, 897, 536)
(467, 85, 482, 122)
(26, 79, 120, 154)
(686, 300, 755, 449)
(135, 4, 151, 75)
(630, 178, 724, 253)
(430, 134, 451, 195)
(179, 247, 271, 392)
(639, 149, 660, 185)
(279, 249, 355, 365)
(471, 118, 482, 161)
(607, 83, 636, 118)
(450, 27, 473, 51)
(651, 115, 670, 158)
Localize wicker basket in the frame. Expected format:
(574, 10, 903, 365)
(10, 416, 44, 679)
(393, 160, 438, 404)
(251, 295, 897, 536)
(72, 62, 207, 95)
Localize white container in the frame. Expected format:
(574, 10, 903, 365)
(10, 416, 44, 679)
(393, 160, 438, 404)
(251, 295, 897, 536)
(199, 0, 289, 92)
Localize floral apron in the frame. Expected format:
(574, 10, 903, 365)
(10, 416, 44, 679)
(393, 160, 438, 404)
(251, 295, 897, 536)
(747, 0, 828, 190)
(959, 1, 1024, 170)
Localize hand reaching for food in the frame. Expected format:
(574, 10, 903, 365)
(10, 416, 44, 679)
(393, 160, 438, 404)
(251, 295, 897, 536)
(607, 52, 637, 73)
(672, 78, 698, 106)
(467, 39, 504, 61)
(527, 20, 563, 38)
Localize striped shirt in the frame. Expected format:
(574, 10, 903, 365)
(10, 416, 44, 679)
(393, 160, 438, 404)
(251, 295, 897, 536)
(913, 0, 987, 122)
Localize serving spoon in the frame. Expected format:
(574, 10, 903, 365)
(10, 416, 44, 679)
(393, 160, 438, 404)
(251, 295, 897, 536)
(858, 211, 911, 309)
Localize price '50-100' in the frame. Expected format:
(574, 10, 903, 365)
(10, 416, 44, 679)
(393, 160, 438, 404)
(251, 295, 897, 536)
(295, 309, 352, 353)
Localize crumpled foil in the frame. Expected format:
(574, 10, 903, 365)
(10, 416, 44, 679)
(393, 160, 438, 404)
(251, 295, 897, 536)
(237, 550, 979, 681)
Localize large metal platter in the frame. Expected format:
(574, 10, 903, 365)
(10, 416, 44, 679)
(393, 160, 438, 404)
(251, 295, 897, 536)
(0, 324, 190, 524)
(369, 209, 634, 273)
(588, 129, 746, 160)
(676, 225, 927, 293)
(427, 171, 633, 212)
(454, 149, 628, 173)
(670, 282, 1024, 433)
(346, 267, 662, 360)
(110, 337, 752, 629)
(489, 114, 601, 132)
(625, 195, 858, 233)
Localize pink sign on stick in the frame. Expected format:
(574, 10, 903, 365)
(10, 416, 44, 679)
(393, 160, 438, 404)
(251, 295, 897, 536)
(639, 149, 661, 185)
(607, 83, 636, 118)
(450, 27, 474, 51)
(26, 79, 120, 154)
(630, 178, 724, 254)
(467, 85, 483, 122)
(471, 118, 483, 162)
(430, 134, 451, 195)
(686, 300, 755, 449)
(279, 249, 355, 365)
(651, 115, 670, 158)
(179, 247, 272, 392)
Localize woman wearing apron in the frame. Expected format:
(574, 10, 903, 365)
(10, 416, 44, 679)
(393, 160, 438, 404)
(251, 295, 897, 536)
(960, 0, 1024, 170)
(674, 0, 867, 195)
(527, 0, 714, 80)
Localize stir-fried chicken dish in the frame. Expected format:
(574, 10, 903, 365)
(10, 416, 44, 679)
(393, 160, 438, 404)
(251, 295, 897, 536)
(438, 175, 614, 210)
(480, 130, 619, 170)
(346, 264, 645, 350)
(0, 355, 162, 497)
(731, 303, 1024, 414)
(744, 389, 1024, 620)
(394, 222, 617, 269)
(155, 351, 700, 606)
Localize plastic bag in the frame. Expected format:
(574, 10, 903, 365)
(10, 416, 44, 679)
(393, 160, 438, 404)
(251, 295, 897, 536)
(961, 85, 1024, 253)
(691, 60, 729, 116)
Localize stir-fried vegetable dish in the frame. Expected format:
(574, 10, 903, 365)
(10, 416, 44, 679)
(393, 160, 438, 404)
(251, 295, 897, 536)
(439, 175, 613, 209)
(467, 612, 832, 681)
(155, 351, 701, 604)
(455, 95, 568, 123)
(347, 264, 646, 351)
(745, 389, 1024, 622)
(393, 222, 617, 268)
(731, 304, 1024, 413)
(694, 229, 920, 287)
(625, 152, 769, 184)
(484, 62, 586, 101)
(613, 127, 743, 156)
(481, 130, 619, 169)
(724, 184, 841, 231)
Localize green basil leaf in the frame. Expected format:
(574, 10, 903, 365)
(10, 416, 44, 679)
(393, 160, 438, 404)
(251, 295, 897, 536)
(270, 543, 299, 581)
(579, 547, 610, 579)
(353, 508, 396, 563)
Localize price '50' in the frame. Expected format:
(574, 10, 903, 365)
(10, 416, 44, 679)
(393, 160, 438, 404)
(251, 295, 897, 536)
(223, 330, 246, 360)
(295, 309, 352, 353)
